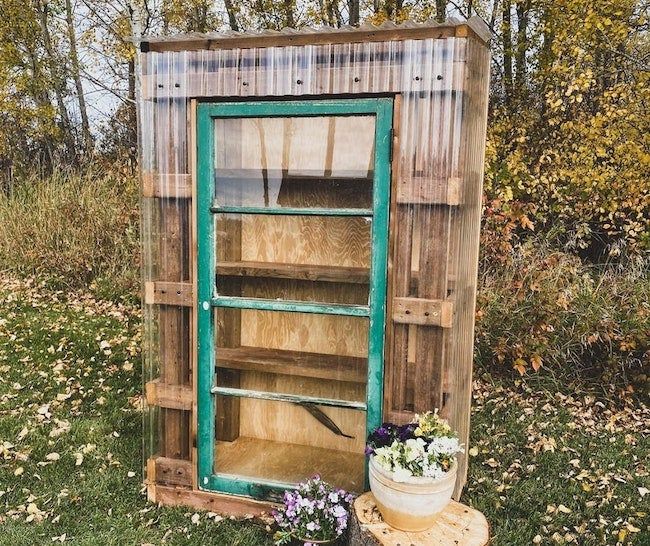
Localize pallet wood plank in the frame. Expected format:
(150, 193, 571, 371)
(157, 96, 192, 462)
(393, 297, 453, 327)
(217, 346, 366, 384)
(396, 176, 461, 205)
(149, 484, 274, 516)
(150, 456, 193, 486)
(142, 173, 192, 198)
(141, 25, 472, 54)
(146, 379, 193, 411)
(144, 281, 193, 307)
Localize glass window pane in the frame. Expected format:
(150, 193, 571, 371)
(214, 396, 366, 493)
(215, 213, 371, 305)
(214, 116, 375, 209)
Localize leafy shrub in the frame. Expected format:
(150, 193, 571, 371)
(475, 238, 649, 390)
(0, 164, 139, 299)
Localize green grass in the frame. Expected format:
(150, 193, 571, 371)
(0, 276, 647, 545)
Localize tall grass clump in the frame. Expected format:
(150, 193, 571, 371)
(0, 164, 139, 299)
(475, 238, 649, 391)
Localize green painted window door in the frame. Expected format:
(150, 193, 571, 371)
(196, 98, 393, 500)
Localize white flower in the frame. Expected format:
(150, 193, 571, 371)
(422, 462, 445, 479)
(392, 466, 413, 482)
(404, 438, 426, 462)
(427, 436, 462, 457)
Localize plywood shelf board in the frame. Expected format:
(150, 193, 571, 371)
(216, 436, 365, 493)
(217, 261, 369, 284)
(217, 346, 366, 384)
(217, 261, 456, 289)
(215, 168, 373, 181)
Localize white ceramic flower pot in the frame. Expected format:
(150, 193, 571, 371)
(368, 456, 457, 532)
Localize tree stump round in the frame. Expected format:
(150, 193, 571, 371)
(348, 492, 489, 546)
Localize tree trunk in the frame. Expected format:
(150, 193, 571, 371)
(283, 0, 295, 27)
(435, 0, 447, 22)
(128, 0, 144, 166)
(502, 0, 513, 105)
(348, 0, 359, 26)
(65, 0, 92, 155)
(37, 0, 75, 158)
(515, 0, 529, 95)
(224, 0, 240, 31)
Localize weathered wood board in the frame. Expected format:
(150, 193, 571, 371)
(349, 492, 489, 546)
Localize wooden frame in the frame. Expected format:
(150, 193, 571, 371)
(140, 18, 491, 514)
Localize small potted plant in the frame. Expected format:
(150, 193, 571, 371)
(273, 475, 355, 545)
(365, 410, 463, 532)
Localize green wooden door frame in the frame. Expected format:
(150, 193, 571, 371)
(196, 98, 393, 499)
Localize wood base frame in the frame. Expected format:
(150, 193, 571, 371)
(147, 484, 275, 516)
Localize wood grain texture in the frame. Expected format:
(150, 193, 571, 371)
(149, 484, 273, 516)
(216, 436, 365, 493)
(349, 492, 489, 546)
(393, 297, 454, 327)
(217, 346, 366, 384)
(396, 176, 461, 205)
(217, 261, 369, 284)
(235, 373, 366, 453)
(141, 23, 479, 53)
(144, 281, 193, 307)
(146, 379, 193, 411)
(151, 456, 193, 486)
(142, 173, 192, 198)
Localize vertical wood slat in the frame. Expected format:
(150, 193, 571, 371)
(158, 96, 192, 461)
(413, 206, 450, 413)
(449, 39, 491, 498)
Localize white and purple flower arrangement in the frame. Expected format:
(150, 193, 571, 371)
(365, 411, 463, 481)
(273, 475, 355, 545)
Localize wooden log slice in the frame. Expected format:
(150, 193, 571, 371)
(348, 492, 489, 546)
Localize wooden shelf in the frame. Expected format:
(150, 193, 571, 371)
(216, 436, 365, 493)
(215, 168, 372, 182)
(216, 346, 366, 384)
(217, 262, 456, 292)
(217, 261, 370, 284)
